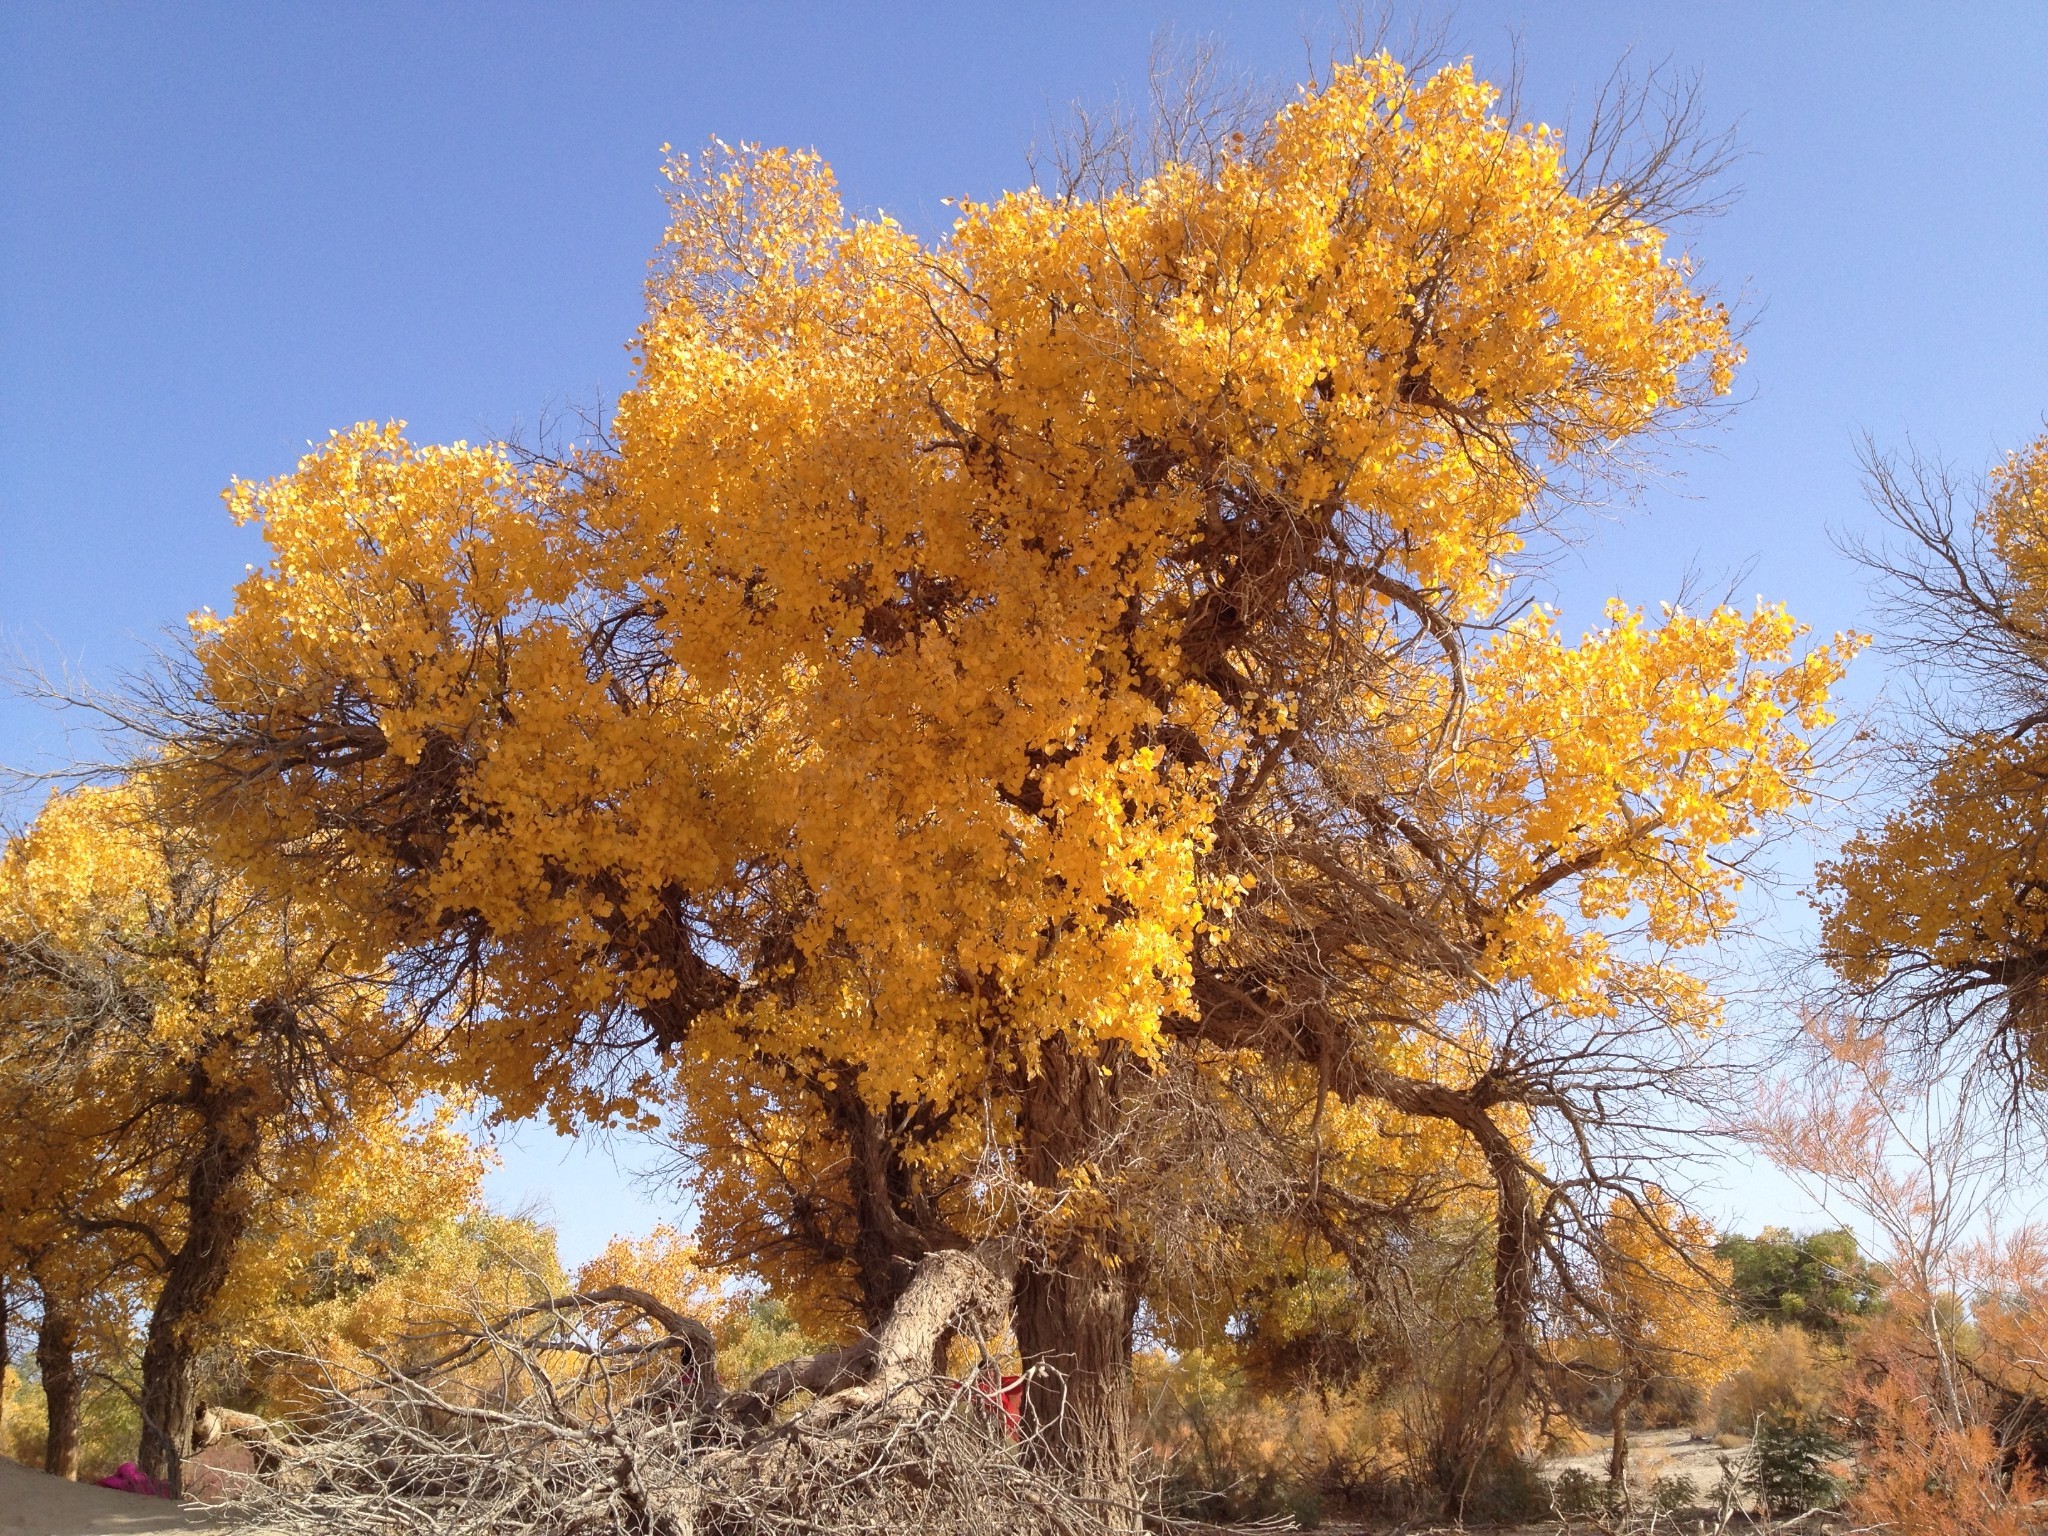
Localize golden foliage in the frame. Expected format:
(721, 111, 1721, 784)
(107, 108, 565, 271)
(177, 56, 1841, 1149)
(1821, 434, 2048, 1076)
(1594, 1190, 1738, 1396)
(0, 781, 480, 1476)
(240, 1210, 563, 1417)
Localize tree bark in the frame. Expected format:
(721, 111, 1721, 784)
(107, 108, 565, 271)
(35, 1291, 81, 1480)
(1012, 1039, 1138, 1525)
(138, 1098, 259, 1494)
(1607, 1370, 1640, 1502)
(826, 1079, 940, 1329)
(727, 1245, 1012, 1426)
(193, 1403, 285, 1478)
(1014, 1247, 1137, 1517)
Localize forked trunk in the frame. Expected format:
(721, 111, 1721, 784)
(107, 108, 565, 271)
(1013, 1039, 1138, 1525)
(138, 1102, 259, 1493)
(35, 1292, 81, 1480)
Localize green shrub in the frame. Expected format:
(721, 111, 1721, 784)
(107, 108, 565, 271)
(1460, 1456, 1553, 1523)
(1550, 1465, 1602, 1516)
(1744, 1414, 1844, 1516)
(1649, 1471, 1699, 1511)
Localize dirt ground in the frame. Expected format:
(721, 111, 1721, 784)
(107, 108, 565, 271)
(0, 1458, 219, 1536)
(1544, 1424, 1750, 1499)
(0, 1436, 1778, 1536)
(1203, 1430, 1771, 1533)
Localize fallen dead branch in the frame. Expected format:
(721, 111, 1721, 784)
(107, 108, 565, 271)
(201, 1245, 1128, 1536)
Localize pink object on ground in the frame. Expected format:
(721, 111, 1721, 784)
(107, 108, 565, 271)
(96, 1460, 174, 1497)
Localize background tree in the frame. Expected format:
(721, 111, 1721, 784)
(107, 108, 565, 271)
(133, 51, 1847, 1509)
(0, 782, 459, 1490)
(193, 1104, 486, 1428)
(1576, 1190, 1736, 1495)
(228, 1206, 565, 1425)
(1717, 1226, 1887, 1337)
(1821, 429, 2048, 1091)
(0, 1040, 155, 1479)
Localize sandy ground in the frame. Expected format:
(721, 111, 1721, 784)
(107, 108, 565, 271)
(1545, 1424, 1751, 1497)
(0, 1459, 221, 1536)
(0, 1434, 1768, 1536)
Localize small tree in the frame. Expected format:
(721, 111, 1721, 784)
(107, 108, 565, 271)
(1751, 1014, 2047, 1530)
(0, 783, 463, 1491)
(1581, 1190, 1738, 1498)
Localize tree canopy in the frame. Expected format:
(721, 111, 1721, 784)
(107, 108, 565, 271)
(1717, 1227, 1887, 1337)
(1821, 434, 2048, 1087)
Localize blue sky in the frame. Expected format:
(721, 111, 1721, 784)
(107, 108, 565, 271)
(4, 2, 2045, 1261)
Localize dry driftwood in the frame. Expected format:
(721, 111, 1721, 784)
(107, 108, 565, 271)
(201, 1243, 1120, 1536)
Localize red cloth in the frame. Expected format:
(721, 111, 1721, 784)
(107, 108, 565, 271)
(974, 1372, 1023, 1437)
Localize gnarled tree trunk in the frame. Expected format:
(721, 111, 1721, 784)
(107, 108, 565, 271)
(138, 1094, 259, 1494)
(821, 1076, 951, 1329)
(1013, 1039, 1139, 1525)
(35, 1288, 81, 1480)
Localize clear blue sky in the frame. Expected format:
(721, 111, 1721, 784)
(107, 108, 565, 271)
(4, 2, 2044, 1261)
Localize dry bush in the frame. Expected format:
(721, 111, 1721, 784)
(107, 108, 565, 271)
(1136, 1346, 1393, 1524)
(1709, 1325, 1846, 1435)
(225, 1368, 1100, 1536)
(1135, 1344, 1555, 1527)
(1832, 1233, 2048, 1535)
(1749, 1014, 2048, 1531)
(1843, 1311, 2044, 1536)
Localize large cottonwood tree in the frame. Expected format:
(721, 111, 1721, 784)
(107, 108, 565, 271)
(147, 57, 1845, 1502)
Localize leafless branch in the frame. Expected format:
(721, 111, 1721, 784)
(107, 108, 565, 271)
(205, 1246, 1141, 1536)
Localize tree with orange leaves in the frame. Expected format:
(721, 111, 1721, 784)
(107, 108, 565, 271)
(0, 783, 472, 1490)
(1578, 1190, 1736, 1496)
(1821, 431, 2048, 1084)
(1751, 1013, 2048, 1533)
(135, 52, 1848, 1503)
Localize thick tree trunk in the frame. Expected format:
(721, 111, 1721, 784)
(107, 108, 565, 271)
(35, 1292, 81, 1480)
(826, 1079, 937, 1330)
(1014, 1249, 1137, 1515)
(138, 1105, 259, 1494)
(1013, 1039, 1138, 1524)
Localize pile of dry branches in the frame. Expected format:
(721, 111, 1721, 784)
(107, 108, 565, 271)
(205, 1248, 1119, 1536)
